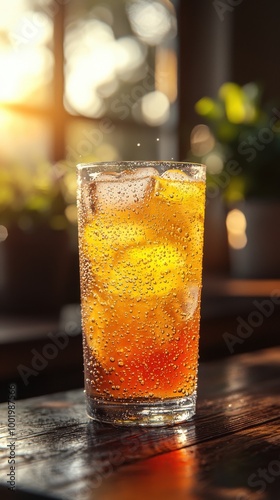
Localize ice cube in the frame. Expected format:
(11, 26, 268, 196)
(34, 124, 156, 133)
(183, 286, 200, 319)
(88, 167, 158, 211)
(155, 171, 203, 204)
(161, 169, 191, 181)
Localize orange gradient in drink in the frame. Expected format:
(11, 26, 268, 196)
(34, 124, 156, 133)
(78, 167, 205, 401)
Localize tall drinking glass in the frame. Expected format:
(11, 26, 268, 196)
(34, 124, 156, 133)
(77, 161, 206, 426)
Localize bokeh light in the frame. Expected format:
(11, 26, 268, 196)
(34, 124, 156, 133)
(226, 209, 247, 249)
(115, 37, 147, 78)
(64, 204, 77, 224)
(190, 124, 215, 157)
(141, 90, 170, 125)
(204, 152, 224, 174)
(155, 47, 177, 103)
(65, 18, 150, 116)
(126, 0, 176, 46)
(0, 225, 8, 242)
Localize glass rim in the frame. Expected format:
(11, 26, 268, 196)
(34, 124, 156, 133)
(77, 160, 206, 171)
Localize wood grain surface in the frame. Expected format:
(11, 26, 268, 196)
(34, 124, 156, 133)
(0, 347, 279, 500)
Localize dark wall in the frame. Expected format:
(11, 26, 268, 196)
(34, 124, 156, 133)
(231, 0, 280, 101)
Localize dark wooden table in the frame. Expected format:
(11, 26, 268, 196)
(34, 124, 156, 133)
(0, 347, 279, 500)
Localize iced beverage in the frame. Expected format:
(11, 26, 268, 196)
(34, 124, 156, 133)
(77, 161, 205, 426)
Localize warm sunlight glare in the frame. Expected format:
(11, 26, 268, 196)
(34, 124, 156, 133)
(0, 2, 53, 104)
(0, 0, 28, 30)
(0, 47, 52, 103)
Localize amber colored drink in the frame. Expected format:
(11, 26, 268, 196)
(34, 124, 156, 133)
(77, 162, 206, 426)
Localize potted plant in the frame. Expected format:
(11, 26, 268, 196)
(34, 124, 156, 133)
(192, 82, 280, 278)
(0, 160, 78, 314)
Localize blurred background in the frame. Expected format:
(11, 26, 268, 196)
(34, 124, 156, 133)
(0, 0, 279, 400)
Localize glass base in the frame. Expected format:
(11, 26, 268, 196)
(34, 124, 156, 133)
(86, 393, 197, 427)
